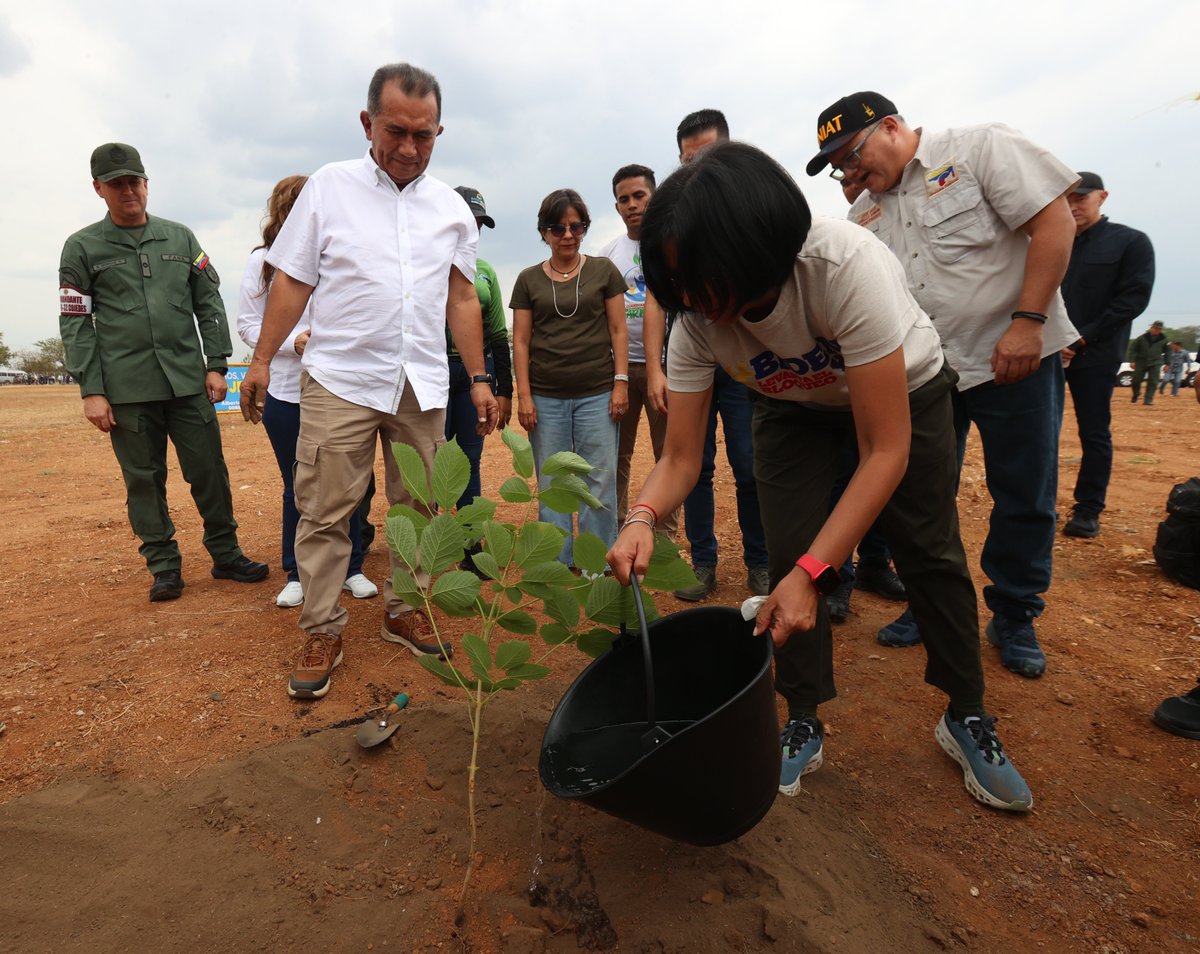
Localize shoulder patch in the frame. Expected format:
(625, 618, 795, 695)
(191, 251, 210, 270)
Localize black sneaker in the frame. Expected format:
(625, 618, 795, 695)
(1063, 508, 1100, 538)
(211, 555, 270, 583)
(826, 579, 853, 623)
(149, 570, 184, 602)
(1152, 680, 1200, 740)
(854, 561, 907, 601)
(674, 565, 716, 602)
(746, 566, 770, 596)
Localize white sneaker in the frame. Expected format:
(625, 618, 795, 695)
(342, 573, 379, 599)
(276, 580, 304, 607)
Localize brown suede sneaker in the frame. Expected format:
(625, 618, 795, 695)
(287, 633, 343, 699)
(381, 610, 452, 659)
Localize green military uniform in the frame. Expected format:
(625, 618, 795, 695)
(59, 213, 245, 574)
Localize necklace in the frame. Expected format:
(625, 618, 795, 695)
(550, 258, 582, 318)
(548, 254, 581, 278)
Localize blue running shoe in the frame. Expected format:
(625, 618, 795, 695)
(779, 717, 823, 796)
(986, 616, 1046, 678)
(935, 709, 1032, 812)
(876, 608, 921, 648)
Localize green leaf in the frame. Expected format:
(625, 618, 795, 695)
(499, 476, 533, 503)
(541, 586, 580, 627)
(495, 640, 531, 670)
(471, 550, 502, 581)
(540, 622, 573, 645)
(496, 610, 537, 635)
(502, 425, 535, 478)
(515, 522, 567, 568)
(584, 576, 662, 628)
(484, 520, 513, 566)
(516, 580, 554, 602)
(554, 473, 604, 509)
(462, 634, 492, 682)
(538, 486, 584, 515)
(418, 514, 465, 576)
(431, 438, 471, 512)
(492, 676, 523, 690)
(639, 535, 700, 590)
(577, 628, 618, 658)
(431, 570, 482, 617)
(573, 532, 609, 574)
(387, 502, 430, 533)
(542, 451, 593, 476)
(455, 499, 497, 534)
(418, 655, 469, 688)
(504, 586, 524, 605)
(504, 662, 550, 681)
(390, 441, 431, 507)
(521, 561, 577, 585)
(391, 567, 424, 608)
(385, 513, 418, 569)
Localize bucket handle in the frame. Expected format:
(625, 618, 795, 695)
(628, 572, 673, 751)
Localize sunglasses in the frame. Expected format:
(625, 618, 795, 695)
(544, 222, 589, 237)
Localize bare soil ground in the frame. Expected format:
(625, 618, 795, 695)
(1, 383, 1198, 953)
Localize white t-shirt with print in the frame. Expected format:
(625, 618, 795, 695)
(597, 232, 649, 364)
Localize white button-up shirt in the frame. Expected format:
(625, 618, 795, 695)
(236, 246, 309, 404)
(266, 151, 477, 413)
(849, 124, 1078, 391)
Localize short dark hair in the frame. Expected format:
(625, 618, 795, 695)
(536, 188, 591, 235)
(641, 141, 812, 317)
(367, 63, 442, 121)
(611, 164, 656, 197)
(675, 109, 730, 153)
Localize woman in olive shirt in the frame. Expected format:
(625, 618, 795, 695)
(511, 189, 628, 566)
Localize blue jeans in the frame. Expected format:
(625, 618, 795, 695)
(1064, 361, 1118, 515)
(952, 355, 1064, 621)
(528, 391, 618, 566)
(682, 367, 768, 568)
(261, 392, 365, 583)
(445, 355, 496, 509)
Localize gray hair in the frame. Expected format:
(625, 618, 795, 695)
(367, 63, 442, 120)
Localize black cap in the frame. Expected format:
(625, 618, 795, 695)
(1072, 171, 1105, 194)
(453, 186, 495, 229)
(805, 92, 897, 176)
(90, 143, 146, 182)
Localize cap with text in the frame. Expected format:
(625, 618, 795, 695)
(1072, 171, 1105, 195)
(805, 92, 897, 176)
(90, 143, 146, 182)
(453, 186, 495, 229)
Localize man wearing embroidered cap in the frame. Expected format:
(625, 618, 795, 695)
(59, 143, 269, 603)
(808, 92, 1078, 680)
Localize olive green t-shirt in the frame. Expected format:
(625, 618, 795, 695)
(510, 256, 626, 398)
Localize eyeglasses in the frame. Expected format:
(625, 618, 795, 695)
(829, 122, 882, 182)
(544, 222, 589, 237)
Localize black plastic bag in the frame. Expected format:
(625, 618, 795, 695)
(1154, 478, 1200, 589)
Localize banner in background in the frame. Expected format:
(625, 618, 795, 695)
(215, 364, 248, 414)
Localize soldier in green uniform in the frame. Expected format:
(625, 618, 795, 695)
(59, 143, 268, 602)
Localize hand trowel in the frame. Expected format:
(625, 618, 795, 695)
(355, 693, 409, 748)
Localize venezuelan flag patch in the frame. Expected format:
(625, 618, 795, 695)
(192, 251, 210, 270)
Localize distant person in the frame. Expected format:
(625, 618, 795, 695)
(236, 175, 377, 608)
(511, 189, 628, 566)
(1060, 171, 1155, 539)
(810, 92, 1078, 680)
(610, 142, 1032, 812)
(240, 63, 498, 700)
(1161, 341, 1188, 398)
(59, 143, 268, 603)
(1129, 320, 1168, 405)
(448, 186, 513, 503)
(597, 164, 680, 541)
(671, 109, 770, 601)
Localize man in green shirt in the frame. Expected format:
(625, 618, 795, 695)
(59, 143, 268, 602)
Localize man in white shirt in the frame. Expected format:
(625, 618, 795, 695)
(807, 91, 1077, 681)
(597, 164, 679, 540)
(241, 63, 498, 700)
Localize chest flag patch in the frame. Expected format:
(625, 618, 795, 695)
(192, 251, 210, 271)
(60, 286, 92, 316)
(925, 162, 959, 196)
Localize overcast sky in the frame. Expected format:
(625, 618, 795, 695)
(2, 1, 1196, 358)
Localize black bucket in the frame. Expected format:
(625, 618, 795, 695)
(539, 577, 779, 846)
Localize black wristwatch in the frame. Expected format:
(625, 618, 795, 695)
(470, 373, 494, 386)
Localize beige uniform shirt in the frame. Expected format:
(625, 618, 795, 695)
(849, 123, 1078, 391)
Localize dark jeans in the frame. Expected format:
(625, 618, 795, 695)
(755, 365, 984, 715)
(445, 355, 496, 510)
(262, 393, 365, 583)
(952, 355, 1063, 622)
(830, 435, 891, 578)
(682, 366, 768, 568)
(1064, 360, 1118, 516)
(109, 392, 242, 574)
